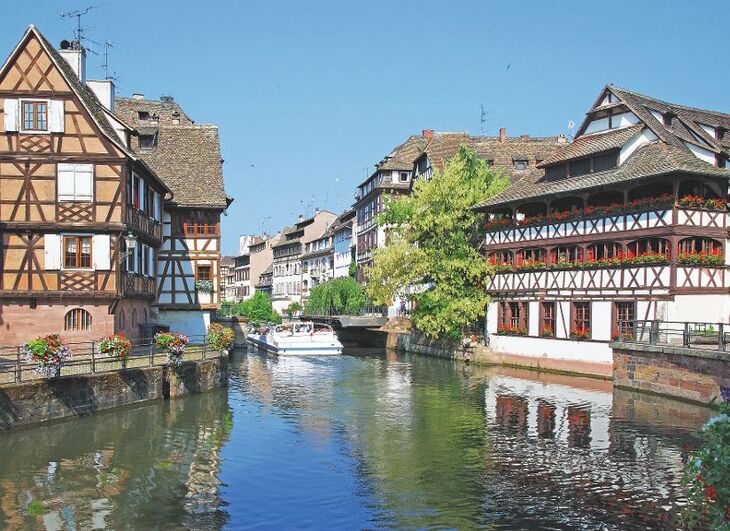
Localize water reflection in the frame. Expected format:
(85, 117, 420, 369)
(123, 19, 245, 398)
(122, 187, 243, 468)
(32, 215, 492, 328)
(0, 348, 714, 530)
(0, 387, 232, 529)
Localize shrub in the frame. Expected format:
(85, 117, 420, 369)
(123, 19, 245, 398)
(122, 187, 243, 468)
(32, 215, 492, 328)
(206, 323, 234, 353)
(681, 402, 730, 529)
(20, 334, 71, 378)
(305, 277, 367, 316)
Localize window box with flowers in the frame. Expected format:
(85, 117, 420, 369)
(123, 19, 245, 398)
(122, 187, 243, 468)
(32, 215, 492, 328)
(541, 326, 555, 338)
(194, 280, 214, 293)
(497, 324, 528, 336)
(678, 251, 725, 267)
(677, 195, 728, 211)
(21, 334, 71, 378)
(492, 251, 670, 274)
(570, 327, 591, 341)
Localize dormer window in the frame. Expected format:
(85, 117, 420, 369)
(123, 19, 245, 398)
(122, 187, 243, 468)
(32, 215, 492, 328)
(514, 160, 528, 171)
(22, 101, 47, 131)
(138, 111, 150, 120)
(663, 112, 675, 127)
(139, 134, 156, 150)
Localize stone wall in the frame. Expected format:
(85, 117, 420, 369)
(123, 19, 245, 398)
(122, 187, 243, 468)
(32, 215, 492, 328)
(0, 356, 228, 430)
(612, 342, 730, 404)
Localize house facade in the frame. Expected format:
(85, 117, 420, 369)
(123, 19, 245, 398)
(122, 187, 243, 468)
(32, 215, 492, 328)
(249, 233, 278, 296)
(332, 209, 355, 278)
(233, 253, 251, 301)
(475, 85, 730, 375)
(114, 94, 231, 338)
(300, 229, 333, 302)
(220, 255, 236, 302)
(0, 26, 171, 345)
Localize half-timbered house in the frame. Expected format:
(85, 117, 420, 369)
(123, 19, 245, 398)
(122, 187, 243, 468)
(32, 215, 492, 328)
(0, 26, 170, 345)
(475, 85, 730, 375)
(114, 95, 231, 338)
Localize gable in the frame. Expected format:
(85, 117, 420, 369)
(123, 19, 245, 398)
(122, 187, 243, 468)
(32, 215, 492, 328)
(0, 31, 72, 94)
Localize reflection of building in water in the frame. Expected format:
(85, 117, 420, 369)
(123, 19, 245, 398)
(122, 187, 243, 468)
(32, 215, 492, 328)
(483, 372, 712, 526)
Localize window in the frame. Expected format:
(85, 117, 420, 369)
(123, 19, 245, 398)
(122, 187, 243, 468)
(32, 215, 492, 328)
(514, 160, 528, 171)
(118, 309, 125, 330)
(573, 302, 590, 332)
(197, 264, 212, 281)
(139, 134, 156, 150)
(22, 100, 47, 131)
(541, 302, 555, 336)
(64, 308, 92, 331)
(138, 111, 150, 120)
(64, 236, 92, 269)
(615, 301, 635, 338)
(399, 172, 409, 182)
(58, 163, 93, 202)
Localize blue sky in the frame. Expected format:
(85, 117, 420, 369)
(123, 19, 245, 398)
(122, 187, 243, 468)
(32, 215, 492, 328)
(4, 0, 729, 254)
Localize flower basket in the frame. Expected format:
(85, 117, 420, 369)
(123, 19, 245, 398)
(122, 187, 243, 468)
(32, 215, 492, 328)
(98, 334, 132, 366)
(570, 328, 591, 341)
(21, 334, 71, 378)
(154, 331, 189, 367)
(206, 323, 234, 354)
(194, 280, 214, 293)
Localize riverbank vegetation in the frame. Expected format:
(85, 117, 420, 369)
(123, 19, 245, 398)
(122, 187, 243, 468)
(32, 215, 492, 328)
(304, 277, 367, 315)
(219, 292, 282, 324)
(365, 146, 509, 338)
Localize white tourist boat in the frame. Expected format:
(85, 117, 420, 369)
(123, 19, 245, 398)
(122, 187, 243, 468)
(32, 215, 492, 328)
(247, 322, 343, 355)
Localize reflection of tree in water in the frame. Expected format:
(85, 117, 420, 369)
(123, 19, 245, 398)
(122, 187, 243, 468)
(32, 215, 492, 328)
(0, 390, 232, 529)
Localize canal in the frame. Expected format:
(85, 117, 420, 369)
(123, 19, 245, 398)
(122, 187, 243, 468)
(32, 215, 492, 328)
(0, 348, 714, 529)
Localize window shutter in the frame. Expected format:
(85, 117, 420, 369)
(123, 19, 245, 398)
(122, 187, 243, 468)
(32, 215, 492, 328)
(3, 99, 18, 131)
(139, 178, 145, 212)
(75, 164, 94, 201)
(152, 192, 159, 220)
(44, 234, 61, 270)
(57, 163, 75, 201)
(147, 245, 154, 277)
(49, 100, 65, 132)
(92, 234, 111, 270)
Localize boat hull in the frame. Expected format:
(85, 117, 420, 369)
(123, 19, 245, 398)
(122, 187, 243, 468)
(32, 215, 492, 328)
(247, 334, 343, 356)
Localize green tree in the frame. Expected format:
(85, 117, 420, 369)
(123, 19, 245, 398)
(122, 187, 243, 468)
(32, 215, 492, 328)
(366, 145, 510, 338)
(220, 291, 280, 324)
(304, 277, 367, 315)
(284, 301, 302, 317)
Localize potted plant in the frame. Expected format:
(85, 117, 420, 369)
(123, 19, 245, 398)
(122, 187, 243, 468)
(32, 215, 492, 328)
(98, 333, 132, 367)
(570, 327, 591, 341)
(21, 334, 71, 378)
(194, 279, 214, 293)
(206, 323, 235, 355)
(154, 331, 189, 367)
(541, 325, 554, 338)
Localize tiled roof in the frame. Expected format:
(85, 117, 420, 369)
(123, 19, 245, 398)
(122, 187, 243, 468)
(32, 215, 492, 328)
(113, 97, 228, 208)
(420, 132, 566, 183)
(359, 136, 429, 186)
(221, 256, 235, 267)
(114, 96, 194, 127)
(474, 142, 730, 209)
(537, 125, 643, 167)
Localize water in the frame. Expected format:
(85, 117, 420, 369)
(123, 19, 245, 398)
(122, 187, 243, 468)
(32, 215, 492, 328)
(0, 348, 714, 530)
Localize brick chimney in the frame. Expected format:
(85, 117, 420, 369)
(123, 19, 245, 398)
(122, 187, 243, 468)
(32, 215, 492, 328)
(422, 129, 434, 138)
(499, 128, 507, 143)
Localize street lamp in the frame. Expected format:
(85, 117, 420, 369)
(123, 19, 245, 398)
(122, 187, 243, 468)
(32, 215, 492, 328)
(122, 233, 138, 258)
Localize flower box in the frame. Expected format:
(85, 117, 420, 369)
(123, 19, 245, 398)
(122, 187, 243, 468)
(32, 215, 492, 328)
(497, 325, 528, 336)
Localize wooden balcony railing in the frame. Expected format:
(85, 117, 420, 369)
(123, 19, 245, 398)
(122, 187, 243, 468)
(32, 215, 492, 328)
(126, 208, 162, 241)
(122, 272, 156, 298)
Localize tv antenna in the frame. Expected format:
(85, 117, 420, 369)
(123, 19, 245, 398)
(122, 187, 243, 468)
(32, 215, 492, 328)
(60, 5, 102, 49)
(480, 104, 490, 134)
(101, 41, 116, 80)
(567, 120, 576, 140)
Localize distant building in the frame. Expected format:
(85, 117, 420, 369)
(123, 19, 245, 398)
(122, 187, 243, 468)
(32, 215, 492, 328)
(220, 256, 236, 302)
(256, 263, 273, 298)
(239, 234, 257, 256)
(271, 210, 336, 312)
(332, 210, 356, 278)
(301, 229, 334, 302)
(249, 233, 280, 296)
(233, 254, 251, 301)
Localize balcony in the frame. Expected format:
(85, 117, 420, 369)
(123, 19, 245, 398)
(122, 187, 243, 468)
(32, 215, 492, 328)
(126, 208, 162, 242)
(122, 272, 156, 298)
(483, 198, 728, 248)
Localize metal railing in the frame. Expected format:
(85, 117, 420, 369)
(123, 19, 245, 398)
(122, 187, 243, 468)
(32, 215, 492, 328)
(618, 320, 729, 351)
(0, 336, 221, 386)
(303, 304, 387, 318)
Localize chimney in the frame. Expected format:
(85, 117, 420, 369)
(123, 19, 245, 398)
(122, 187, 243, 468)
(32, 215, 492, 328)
(557, 133, 568, 144)
(86, 79, 116, 111)
(298, 214, 304, 222)
(422, 129, 434, 138)
(499, 128, 507, 143)
(520, 134, 529, 140)
(58, 43, 86, 83)
(132, 93, 145, 100)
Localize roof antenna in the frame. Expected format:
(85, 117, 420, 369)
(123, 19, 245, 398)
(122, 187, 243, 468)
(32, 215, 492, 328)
(480, 104, 490, 134)
(101, 41, 117, 80)
(60, 5, 102, 50)
(567, 120, 575, 140)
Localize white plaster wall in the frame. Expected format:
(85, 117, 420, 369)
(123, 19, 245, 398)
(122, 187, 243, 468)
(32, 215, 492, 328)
(487, 301, 499, 334)
(528, 301, 539, 337)
(584, 117, 609, 135)
(591, 301, 612, 341)
(685, 142, 716, 165)
(490, 335, 613, 364)
(666, 294, 730, 323)
(619, 128, 658, 164)
(556, 301, 571, 339)
(159, 310, 210, 341)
